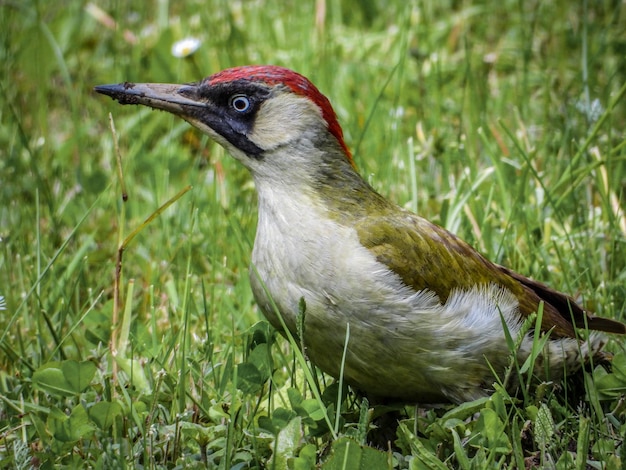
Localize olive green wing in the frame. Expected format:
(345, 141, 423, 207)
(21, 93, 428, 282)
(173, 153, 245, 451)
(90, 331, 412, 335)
(497, 264, 626, 334)
(355, 212, 625, 337)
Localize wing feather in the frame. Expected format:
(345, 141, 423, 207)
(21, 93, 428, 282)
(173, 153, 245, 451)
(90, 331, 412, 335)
(355, 212, 625, 337)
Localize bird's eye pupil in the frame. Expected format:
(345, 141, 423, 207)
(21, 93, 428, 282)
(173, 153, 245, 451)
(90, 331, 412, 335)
(231, 95, 251, 112)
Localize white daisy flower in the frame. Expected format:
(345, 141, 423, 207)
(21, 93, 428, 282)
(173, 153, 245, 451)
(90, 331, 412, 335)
(171, 38, 201, 58)
(0, 295, 5, 310)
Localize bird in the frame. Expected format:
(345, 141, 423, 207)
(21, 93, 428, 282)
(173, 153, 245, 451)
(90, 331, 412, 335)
(95, 65, 626, 404)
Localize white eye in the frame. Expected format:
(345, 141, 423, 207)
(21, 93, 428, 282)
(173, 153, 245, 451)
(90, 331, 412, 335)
(230, 94, 251, 112)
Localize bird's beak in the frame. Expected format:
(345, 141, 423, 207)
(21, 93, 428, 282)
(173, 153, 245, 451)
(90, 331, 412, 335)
(93, 82, 205, 116)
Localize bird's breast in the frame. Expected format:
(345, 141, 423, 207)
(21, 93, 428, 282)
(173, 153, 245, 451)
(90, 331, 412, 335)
(246, 189, 531, 401)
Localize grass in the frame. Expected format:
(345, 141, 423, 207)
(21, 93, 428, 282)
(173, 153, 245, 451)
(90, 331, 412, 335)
(1, 0, 626, 468)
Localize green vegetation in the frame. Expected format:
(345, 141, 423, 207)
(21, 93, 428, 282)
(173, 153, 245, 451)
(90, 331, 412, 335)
(1, 0, 625, 467)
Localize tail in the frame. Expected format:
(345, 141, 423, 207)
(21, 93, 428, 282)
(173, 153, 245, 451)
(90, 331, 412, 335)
(518, 332, 607, 382)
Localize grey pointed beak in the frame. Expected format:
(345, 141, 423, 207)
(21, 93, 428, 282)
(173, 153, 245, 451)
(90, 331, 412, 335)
(93, 82, 205, 115)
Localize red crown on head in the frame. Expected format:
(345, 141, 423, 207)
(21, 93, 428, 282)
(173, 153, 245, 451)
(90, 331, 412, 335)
(207, 65, 353, 164)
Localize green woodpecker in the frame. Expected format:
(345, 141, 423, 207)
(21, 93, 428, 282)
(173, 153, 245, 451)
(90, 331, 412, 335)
(95, 65, 625, 404)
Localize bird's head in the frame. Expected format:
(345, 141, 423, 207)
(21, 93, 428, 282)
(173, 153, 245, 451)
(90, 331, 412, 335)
(95, 65, 354, 182)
